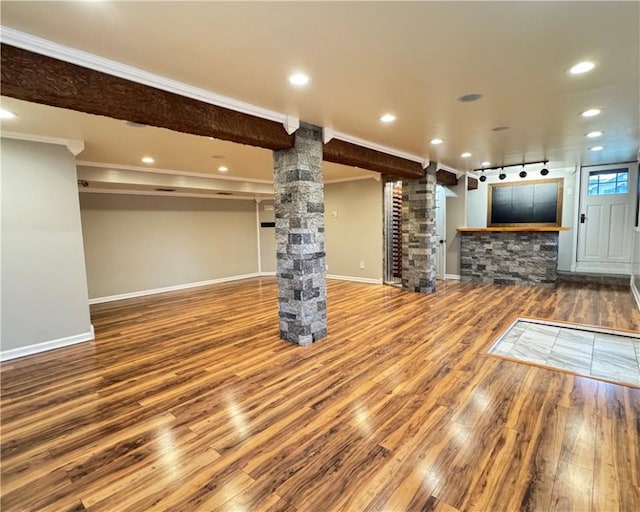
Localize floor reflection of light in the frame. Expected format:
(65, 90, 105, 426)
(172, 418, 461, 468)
(156, 425, 182, 481)
(224, 392, 249, 438)
(472, 388, 490, 410)
(354, 403, 372, 436)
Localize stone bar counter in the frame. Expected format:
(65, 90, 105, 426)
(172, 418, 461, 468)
(457, 227, 570, 287)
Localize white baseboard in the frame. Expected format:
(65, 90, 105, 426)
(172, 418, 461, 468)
(259, 271, 276, 276)
(445, 274, 461, 280)
(88, 273, 262, 304)
(574, 263, 631, 275)
(632, 276, 640, 312)
(1, 325, 95, 362)
(327, 274, 383, 285)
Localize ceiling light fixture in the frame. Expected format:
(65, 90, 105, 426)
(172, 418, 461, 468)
(479, 172, 487, 183)
(430, 138, 444, 145)
(519, 165, 527, 178)
(568, 61, 596, 75)
(581, 108, 601, 117)
(481, 161, 491, 167)
(540, 162, 550, 176)
(141, 156, 155, 164)
(218, 166, 229, 172)
(380, 114, 396, 123)
(499, 169, 506, 180)
(589, 146, 604, 152)
(586, 130, 603, 138)
(0, 108, 17, 120)
(288, 73, 310, 86)
(461, 152, 472, 158)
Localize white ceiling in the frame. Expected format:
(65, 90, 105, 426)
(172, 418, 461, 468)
(1, 1, 638, 180)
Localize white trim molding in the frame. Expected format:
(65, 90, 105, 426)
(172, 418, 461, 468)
(327, 274, 383, 285)
(631, 276, 640, 312)
(76, 161, 274, 184)
(0, 26, 288, 125)
(445, 274, 461, 280)
(332, 130, 427, 166)
(436, 163, 464, 177)
(2, 130, 84, 156)
(88, 274, 263, 304)
(324, 175, 378, 185)
(79, 188, 262, 201)
(0, 325, 95, 362)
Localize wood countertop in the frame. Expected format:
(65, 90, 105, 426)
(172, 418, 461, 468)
(457, 227, 570, 232)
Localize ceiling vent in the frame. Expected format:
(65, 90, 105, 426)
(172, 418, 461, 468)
(155, 188, 176, 192)
(217, 192, 233, 196)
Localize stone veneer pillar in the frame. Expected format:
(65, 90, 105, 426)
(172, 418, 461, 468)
(273, 123, 327, 345)
(401, 163, 437, 293)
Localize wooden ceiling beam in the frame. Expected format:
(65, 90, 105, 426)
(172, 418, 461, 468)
(323, 139, 425, 179)
(0, 44, 295, 151)
(436, 169, 459, 186)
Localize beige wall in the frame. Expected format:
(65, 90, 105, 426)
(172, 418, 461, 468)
(79, 194, 258, 298)
(1, 139, 92, 354)
(258, 200, 276, 273)
(445, 177, 467, 277)
(324, 179, 383, 281)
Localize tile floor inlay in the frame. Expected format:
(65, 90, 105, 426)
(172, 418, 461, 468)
(488, 318, 640, 387)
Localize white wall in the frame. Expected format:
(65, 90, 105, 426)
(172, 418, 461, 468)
(445, 177, 467, 277)
(258, 200, 276, 273)
(465, 167, 577, 271)
(79, 193, 259, 299)
(1, 139, 92, 358)
(324, 179, 383, 282)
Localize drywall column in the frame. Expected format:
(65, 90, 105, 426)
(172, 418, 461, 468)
(401, 163, 437, 293)
(1, 138, 92, 359)
(273, 124, 327, 345)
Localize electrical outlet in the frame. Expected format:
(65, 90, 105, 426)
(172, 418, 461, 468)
(359, 261, 365, 269)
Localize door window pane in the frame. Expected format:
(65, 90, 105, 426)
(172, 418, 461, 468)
(587, 168, 629, 196)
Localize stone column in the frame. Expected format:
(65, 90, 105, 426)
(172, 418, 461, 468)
(273, 123, 327, 345)
(401, 163, 437, 293)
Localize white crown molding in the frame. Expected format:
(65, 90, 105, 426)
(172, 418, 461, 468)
(323, 127, 335, 144)
(79, 188, 267, 201)
(0, 26, 288, 125)
(0, 325, 94, 362)
(324, 175, 378, 184)
(76, 160, 274, 184)
(284, 116, 299, 135)
(332, 130, 427, 166)
(1, 130, 84, 155)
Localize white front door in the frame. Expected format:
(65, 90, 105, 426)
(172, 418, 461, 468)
(577, 163, 638, 273)
(435, 185, 446, 279)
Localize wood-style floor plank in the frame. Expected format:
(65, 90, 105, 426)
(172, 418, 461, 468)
(1, 278, 639, 511)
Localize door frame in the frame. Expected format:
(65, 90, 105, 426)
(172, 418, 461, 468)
(574, 161, 638, 274)
(435, 184, 447, 280)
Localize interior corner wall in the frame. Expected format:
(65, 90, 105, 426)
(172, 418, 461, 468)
(79, 194, 258, 299)
(445, 177, 467, 277)
(465, 168, 577, 271)
(1, 138, 92, 354)
(258, 200, 276, 273)
(324, 179, 383, 281)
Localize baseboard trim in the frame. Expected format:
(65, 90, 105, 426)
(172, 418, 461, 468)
(632, 276, 640, 312)
(574, 264, 632, 275)
(327, 274, 383, 285)
(88, 273, 262, 304)
(445, 274, 461, 280)
(259, 271, 276, 277)
(1, 325, 95, 362)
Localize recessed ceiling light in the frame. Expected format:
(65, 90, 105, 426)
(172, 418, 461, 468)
(568, 61, 596, 75)
(581, 108, 601, 117)
(430, 138, 444, 145)
(380, 114, 396, 123)
(481, 161, 491, 166)
(141, 156, 155, 164)
(458, 93, 483, 103)
(586, 130, 603, 138)
(461, 152, 472, 158)
(0, 108, 17, 120)
(589, 146, 604, 152)
(218, 166, 229, 172)
(288, 73, 310, 86)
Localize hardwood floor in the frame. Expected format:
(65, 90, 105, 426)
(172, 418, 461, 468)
(1, 278, 640, 512)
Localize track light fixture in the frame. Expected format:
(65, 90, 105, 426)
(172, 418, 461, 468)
(499, 169, 506, 180)
(479, 173, 487, 182)
(519, 165, 527, 179)
(472, 159, 548, 174)
(540, 163, 549, 176)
